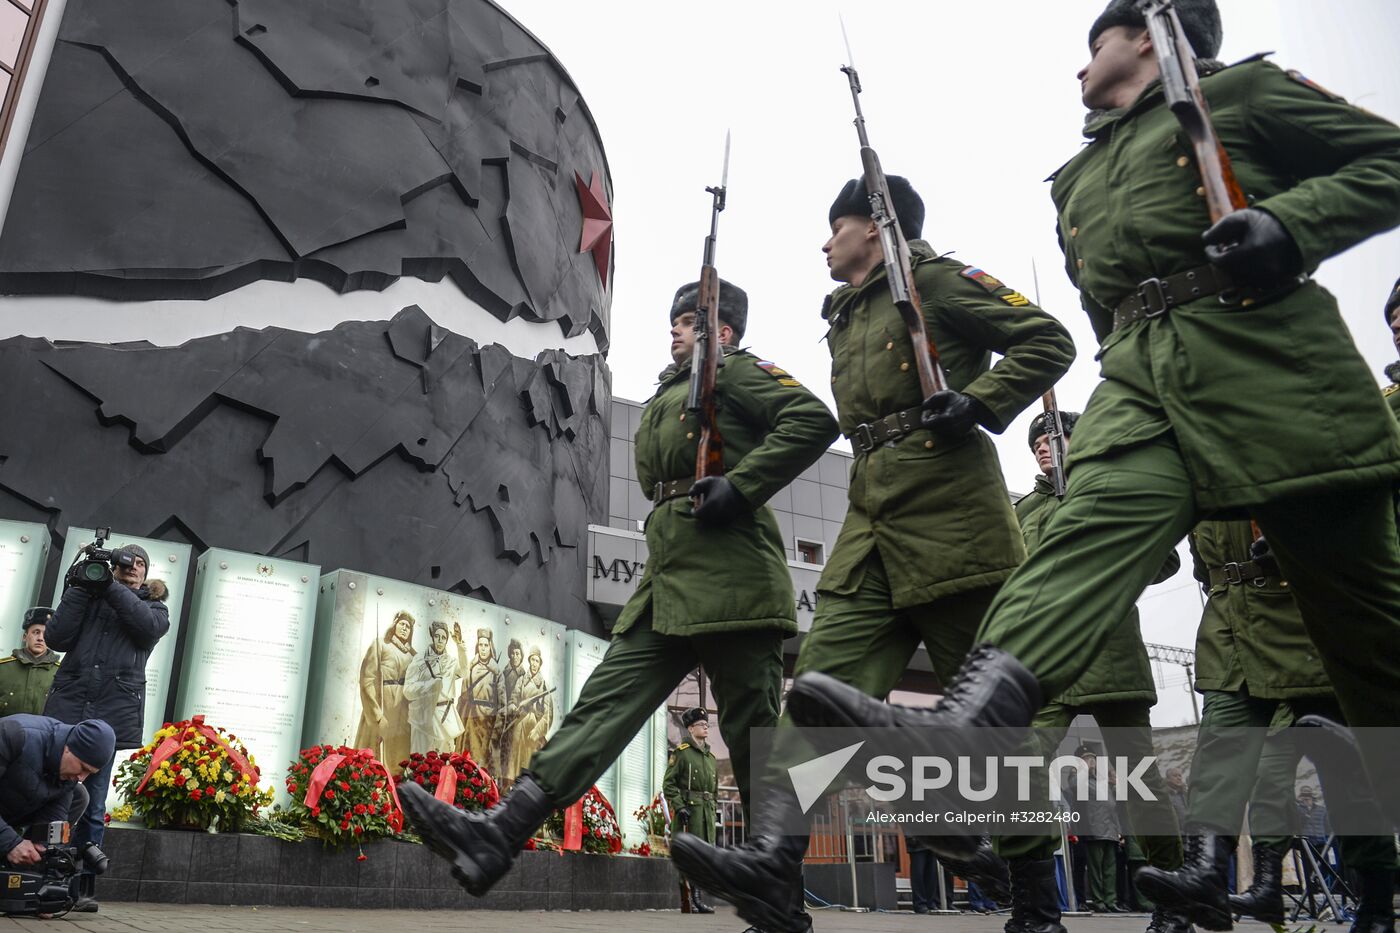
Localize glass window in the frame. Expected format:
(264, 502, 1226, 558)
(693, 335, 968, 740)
(0, 1, 27, 69)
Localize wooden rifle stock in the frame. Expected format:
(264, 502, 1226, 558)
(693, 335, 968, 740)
(692, 264, 725, 484)
(1040, 389, 1068, 497)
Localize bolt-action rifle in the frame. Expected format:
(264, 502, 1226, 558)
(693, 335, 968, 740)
(1031, 260, 1068, 496)
(839, 22, 949, 399)
(1138, 0, 1248, 225)
(686, 133, 731, 508)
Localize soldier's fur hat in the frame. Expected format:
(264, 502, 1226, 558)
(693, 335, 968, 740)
(1384, 276, 1400, 326)
(22, 607, 51, 631)
(429, 619, 449, 639)
(528, 645, 542, 662)
(1027, 410, 1082, 449)
(828, 175, 925, 241)
(1090, 0, 1222, 60)
(476, 627, 493, 643)
(670, 279, 748, 341)
(507, 638, 523, 657)
(681, 707, 709, 728)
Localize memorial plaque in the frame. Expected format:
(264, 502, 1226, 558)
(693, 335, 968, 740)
(0, 520, 49, 650)
(175, 549, 319, 804)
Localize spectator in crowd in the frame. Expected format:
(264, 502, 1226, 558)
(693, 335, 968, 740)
(0, 608, 61, 716)
(907, 835, 940, 914)
(0, 715, 113, 866)
(44, 543, 169, 913)
(1165, 767, 1189, 828)
(1069, 745, 1123, 912)
(1296, 787, 1329, 849)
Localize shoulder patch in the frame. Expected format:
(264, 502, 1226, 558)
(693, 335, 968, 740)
(1285, 69, 1346, 103)
(959, 266, 1005, 291)
(755, 360, 802, 387)
(667, 754, 676, 766)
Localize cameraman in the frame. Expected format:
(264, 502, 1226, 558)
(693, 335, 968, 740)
(0, 716, 113, 866)
(43, 543, 168, 912)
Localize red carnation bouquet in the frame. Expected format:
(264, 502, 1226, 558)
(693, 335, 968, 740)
(394, 750, 500, 812)
(285, 744, 403, 848)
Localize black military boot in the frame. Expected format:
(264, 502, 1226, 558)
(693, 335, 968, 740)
(672, 830, 811, 932)
(1350, 868, 1397, 933)
(1006, 857, 1067, 933)
(1135, 832, 1233, 931)
(1146, 905, 1195, 933)
(399, 772, 553, 896)
(932, 836, 1011, 904)
(689, 881, 715, 914)
(1227, 842, 1284, 924)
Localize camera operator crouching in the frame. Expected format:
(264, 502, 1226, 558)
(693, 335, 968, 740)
(43, 539, 170, 913)
(0, 716, 113, 916)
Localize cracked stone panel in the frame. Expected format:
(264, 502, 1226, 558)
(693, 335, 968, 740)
(0, 309, 610, 630)
(0, 0, 611, 344)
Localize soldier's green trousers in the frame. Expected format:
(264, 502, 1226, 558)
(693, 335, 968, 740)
(978, 436, 1400, 823)
(996, 700, 1182, 874)
(795, 550, 995, 694)
(1192, 690, 1397, 871)
(527, 612, 783, 814)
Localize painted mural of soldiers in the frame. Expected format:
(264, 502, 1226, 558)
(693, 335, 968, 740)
(403, 620, 465, 754)
(457, 627, 500, 772)
(353, 609, 416, 768)
(396, 277, 838, 905)
(493, 639, 526, 779)
(664, 708, 718, 914)
(503, 646, 552, 781)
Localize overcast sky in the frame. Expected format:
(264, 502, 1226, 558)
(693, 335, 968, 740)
(497, 0, 1400, 726)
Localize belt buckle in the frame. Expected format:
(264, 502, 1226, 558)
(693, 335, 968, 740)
(653, 482, 665, 501)
(1221, 562, 1243, 585)
(1137, 277, 1170, 318)
(854, 422, 875, 453)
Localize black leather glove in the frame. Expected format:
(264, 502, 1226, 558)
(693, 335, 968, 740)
(1249, 534, 1281, 579)
(676, 807, 692, 829)
(1202, 208, 1303, 288)
(920, 390, 986, 439)
(688, 476, 748, 526)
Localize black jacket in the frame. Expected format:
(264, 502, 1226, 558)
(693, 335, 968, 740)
(0, 715, 80, 856)
(43, 581, 169, 749)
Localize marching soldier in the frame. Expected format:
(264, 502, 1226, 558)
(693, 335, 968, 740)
(998, 412, 1187, 933)
(397, 279, 839, 904)
(0, 608, 61, 716)
(352, 609, 415, 770)
(1133, 518, 1397, 931)
(663, 708, 718, 914)
(457, 627, 499, 770)
(782, 0, 1400, 854)
(673, 176, 1075, 932)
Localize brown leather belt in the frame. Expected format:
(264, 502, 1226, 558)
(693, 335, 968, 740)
(1112, 263, 1237, 332)
(652, 478, 693, 505)
(847, 406, 926, 454)
(1207, 560, 1281, 588)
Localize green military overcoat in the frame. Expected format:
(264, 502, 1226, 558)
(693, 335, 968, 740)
(615, 346, 838, 637)
(0, 648, 60, 716)
(663, 740, 717, 843)
(819, 243, 1075, 608)
(1189, 519, 1331, 699)
(1015, 476, 1157, 706)
(1050, 58, 1400, 510)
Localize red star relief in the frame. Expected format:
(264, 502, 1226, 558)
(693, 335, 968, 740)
(575, 170, 612, 288)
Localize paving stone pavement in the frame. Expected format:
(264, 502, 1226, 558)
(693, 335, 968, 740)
(0, 904, 1289, 933)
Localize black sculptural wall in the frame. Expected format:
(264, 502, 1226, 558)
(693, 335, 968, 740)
(0, 308, 610, 628)
(0, 0, 612, 347)
(0, 0, 615, 630)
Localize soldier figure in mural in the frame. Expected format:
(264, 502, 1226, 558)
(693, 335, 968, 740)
(458, 627, 501, 772)
(501, 646, 553, 783)
(354, 610, 416, 769)
(493, 638, 526, 777)
(403, 620, 466, 754)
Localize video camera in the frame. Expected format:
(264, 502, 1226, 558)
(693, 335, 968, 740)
(0, 821, 108, 916)
(64, 527, 135, 593)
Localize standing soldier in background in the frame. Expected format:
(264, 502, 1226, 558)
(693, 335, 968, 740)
(397, 279, 839, 904)
(784, 0, 1400, 852)
(353, 610, 415, 770)
(457, 627, 499, 770)
(1133, 517, 1397, 931)
(664, 708, 718, 915)
(999, 411, 1187, 933)
(673, 176, 1075, 933)
(0, 608, 60, 717)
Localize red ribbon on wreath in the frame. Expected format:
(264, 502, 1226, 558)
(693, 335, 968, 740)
(303, 750, 405, 832)
(134, 714, 258, 795)
(561, 799, 584, 850)
(435, 763, 458, 804)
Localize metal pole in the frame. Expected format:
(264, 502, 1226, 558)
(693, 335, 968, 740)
(1186, 664, 1200, 724)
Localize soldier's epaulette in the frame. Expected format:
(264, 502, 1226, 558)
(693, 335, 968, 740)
(957, 264, 1031, 307)
(675, 742, 690, 751)
(0, 657, 14, 665)
(1384, 383, 1399, 399)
